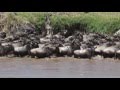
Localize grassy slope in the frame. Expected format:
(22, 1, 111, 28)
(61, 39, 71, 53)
(1, 12, 120, 34)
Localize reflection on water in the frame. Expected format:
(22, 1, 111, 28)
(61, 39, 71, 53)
(0, 57, 119, 78)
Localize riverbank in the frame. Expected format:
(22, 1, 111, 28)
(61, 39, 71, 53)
(1, 12, 120, 35)
(0, 55, 118, 61)
(0, 12, 120, 59)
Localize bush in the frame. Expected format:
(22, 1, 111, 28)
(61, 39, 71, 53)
(1, 12, 120, 35)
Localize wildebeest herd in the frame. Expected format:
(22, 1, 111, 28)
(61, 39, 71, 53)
(0, 28, 120, 60)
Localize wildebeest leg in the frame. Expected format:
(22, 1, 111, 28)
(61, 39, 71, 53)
(14, 52, 18, 57)
(88, 54, 92, 60)
(30, 53, 35, 58)
(64, 54, 68, 57)
(90, 51, 94, 60)
(101, 52, 106, 59)
(8, 54, 14, 58)
(114, 52, 117, 60)
(101, 51, 103, 58)
(26, 55, 30, 57)
(74, 54, 78, 58)
(48, 55, 51, 58)
(56, 53, 61, 57)
(68, 52, 73, 57)
(118, 55, 120, 60)
(101, 55, 104, 59)
(115, 54, 118, 60)
(117, 54, 120, 60)
(31, 55, 35, 58)
(19, 54, 24, 57)
(6, 54, 9, 57)
(29, 52, 35, 58)
(102, 54, 105, 58)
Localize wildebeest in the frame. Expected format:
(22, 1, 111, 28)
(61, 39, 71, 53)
(36, 47, 52, 58)
(30, 48, 40, 58)
(58, 46, 73, 57)
(74, 43, 95, 59)
(65, 36, 74, 43)
(115, 50, 120, 59)
(0, 42, 14, 56)
(71, 38, 81, 50)
(102, 44, 120, 59)
(40, 37, 51, 43)
(38, 44, 46, 48)
(0, 44, 5, 56)
(13, 44, 30, 57)
(30, 47, 53, 58)
(4, 35, 15, 42)
(114, 29, 120, 36)
(74, 48, 94, 59)
(83, 34, 93, 42)
(45, 44, 60, 57)
(12, 40, 24, 47)
(94, 42, 113, 56)
(3, 45, 14, 56)
(1, 42, 11, 46)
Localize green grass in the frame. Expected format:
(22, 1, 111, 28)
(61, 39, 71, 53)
(1, 12, 120, 35)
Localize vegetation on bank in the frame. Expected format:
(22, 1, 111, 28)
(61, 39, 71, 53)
(1, 12, 120, 35)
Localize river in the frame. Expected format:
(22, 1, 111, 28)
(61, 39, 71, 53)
(0, 56, 120, 78)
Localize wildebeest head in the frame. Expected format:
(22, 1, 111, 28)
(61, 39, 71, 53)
(25, 44, 31, 50)
(60, 29, 68, 37)
(80, 43, 89, 50)
(0, 32, 6, 39)
(29, 42, 39, 49)
(106, 41, 116, 46)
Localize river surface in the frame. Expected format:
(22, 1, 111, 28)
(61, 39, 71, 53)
(0, 56, 120, 78)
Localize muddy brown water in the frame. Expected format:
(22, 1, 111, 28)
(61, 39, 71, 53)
(0, 56, 120, 78)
